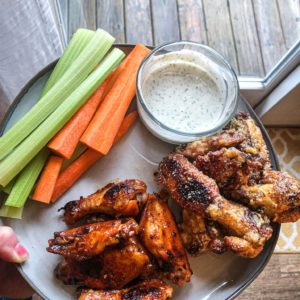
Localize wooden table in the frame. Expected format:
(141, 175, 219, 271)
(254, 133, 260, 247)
(59, 0, 300, 77)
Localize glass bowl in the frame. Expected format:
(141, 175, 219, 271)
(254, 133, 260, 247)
(136, 41, 239, 144)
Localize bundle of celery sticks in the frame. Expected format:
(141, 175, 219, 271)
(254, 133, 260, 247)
(0, 28, 124, 218)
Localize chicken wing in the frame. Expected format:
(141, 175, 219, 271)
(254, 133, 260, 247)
(194, 147, 264, 191)
(78, 279, 173, 300)
(47, 219, 139, 260)
(63, 237, 150, 289)
(179, 208, 226, 255)
(139, 194, 192, 285)
(226, 112, 270, 167)
(63, 180, 148, 224)
(177, 129, 245, 159)
(177, 112, 270, 168)
(157, 153, 272, 258)
(231, 170, 300, 223)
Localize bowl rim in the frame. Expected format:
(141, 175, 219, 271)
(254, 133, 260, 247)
(0, 44, 280, 300)
(136, 40, 240, 138)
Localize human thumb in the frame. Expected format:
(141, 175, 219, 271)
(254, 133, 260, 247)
(0, 226, 29, 263)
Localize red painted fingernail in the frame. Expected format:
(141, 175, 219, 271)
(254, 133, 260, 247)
(15, 243, 29, 258)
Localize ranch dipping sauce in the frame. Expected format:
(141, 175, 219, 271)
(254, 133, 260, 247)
(142, 50, 225, 133)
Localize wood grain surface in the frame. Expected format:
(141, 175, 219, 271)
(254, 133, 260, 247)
(177, 0, 207, 44)
(151, 0, 180, 44)
(228, 0, 265, 76)
(202, 0, 238, 71)
(96, 0, 125, 43)
(277, 0, 300, 49)
(124, 0, 153, 45)
(237, 254, 300, 300)
(60, 0, 300, 78)
(252, 0, 287, 73)
(68, 0, 96, 39)
(58, 0, 68, 39)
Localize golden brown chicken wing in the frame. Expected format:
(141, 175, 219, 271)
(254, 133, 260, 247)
(179, 208, 226, 255)
(177, 129, 245, 159)
(231, 170, 300, 223)
(62, 237, 150, 289)
(226, 112, 270, 166)
(177, 112, 270, 168)
(194, 147, 300, 224)
(206, 195, 271, 257)
(158, 153, 220, 214)
(78, 279, 173, 300)
(47, 219, 139, 260)
(157, 153, 272, 258)
(63, 180, 148, 224)
(139, 194, 192, 285)
(194, 147, 264, 191)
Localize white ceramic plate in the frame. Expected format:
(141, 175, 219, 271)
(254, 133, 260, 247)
(0, 45, 280, 300)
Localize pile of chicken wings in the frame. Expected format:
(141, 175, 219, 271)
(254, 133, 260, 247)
(47, 113, 299, 299)
(47, 179, 191, 299)
(159, 112, 300, 258)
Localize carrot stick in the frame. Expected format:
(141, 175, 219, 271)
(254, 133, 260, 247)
(47, 57, 129, 159)
(102, 55, 130, 98)
(80, 44, 150, 155)
(114, 111, 138, 143)
(32, 155, 64, 203)
(51, 111, 138, 202)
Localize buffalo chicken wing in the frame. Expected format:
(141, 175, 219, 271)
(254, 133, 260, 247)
(139, 194, 192, 285)
(63, 180, 148, 224)
(61, 238, 150, 289)
(47, 219, 139, 261)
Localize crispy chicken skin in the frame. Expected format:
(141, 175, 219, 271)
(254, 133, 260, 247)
(158, 153, 220, 214)
(63, 238, 150, 289)
(232, 170, 300, 223)
(206, 195, 271, 257)
(176, 129, 245, 159)
(139, 194, 192, 285)
(226, 112, 270, 167)
(47, 219, 139, 261)
(63, 180, 148, 224)
(195, 148, 300, 223)
(177, 112, 270, 168)
(157, 153, 273, 258)
(78, 280, 173, 300)
(179, 209, 226, 255)
(194, 147, 264, 191)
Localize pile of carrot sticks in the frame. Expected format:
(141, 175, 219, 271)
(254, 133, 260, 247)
(32, 44, 150, 203)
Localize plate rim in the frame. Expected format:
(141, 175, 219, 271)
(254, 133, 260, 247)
(0, 44, 280, 300)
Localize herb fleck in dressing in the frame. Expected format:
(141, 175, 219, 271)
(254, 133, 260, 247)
(142, 50, 225, 133)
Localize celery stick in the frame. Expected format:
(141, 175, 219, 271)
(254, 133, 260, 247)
(3, 29, 96, 209)
(0, 204, 23, 219)
(4, 149, 50, 207)
(0, 29, 114, 159)
(2, 179, 15, 194)
(0, 48, 124, 186)
(41, 29, 95, 96)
